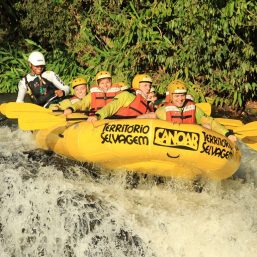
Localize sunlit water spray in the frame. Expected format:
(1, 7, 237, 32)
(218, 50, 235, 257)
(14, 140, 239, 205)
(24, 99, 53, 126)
(0, 125, 257, 257)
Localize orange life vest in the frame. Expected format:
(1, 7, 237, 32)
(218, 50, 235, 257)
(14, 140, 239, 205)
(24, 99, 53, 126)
(165, 100, 196, 124)
(90, 84, 121, 113)
(115, 90, 153, 117)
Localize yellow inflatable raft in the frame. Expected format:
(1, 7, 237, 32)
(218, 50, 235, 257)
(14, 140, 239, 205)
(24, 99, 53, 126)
(34, 116, 241, 180)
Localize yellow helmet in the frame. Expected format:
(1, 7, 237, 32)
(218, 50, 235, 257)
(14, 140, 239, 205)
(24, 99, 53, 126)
(132, 74, 152, 89)
(168, 79, 187, 95)
(95, 71, 111, 83)
(71, 77, 87, 88)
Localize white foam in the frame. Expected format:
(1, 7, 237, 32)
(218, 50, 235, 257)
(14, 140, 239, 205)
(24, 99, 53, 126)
(0, 126, 257, 257)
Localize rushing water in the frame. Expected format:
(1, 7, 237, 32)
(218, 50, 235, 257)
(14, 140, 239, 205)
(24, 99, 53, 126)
(0, 121, 257, 257)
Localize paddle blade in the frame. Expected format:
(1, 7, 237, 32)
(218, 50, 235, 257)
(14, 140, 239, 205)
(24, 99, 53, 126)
(4, 102, 51, 118)
(215, 118, 243, 128)
(196, 103, 211, 116)
(18, 113, 66, 130)
(241, 136, 257, 151)
(233, 121, 257, 133)
(0, 103, 7, 115)
(229, 121, 257, 142)
(236, 131, 257, 138)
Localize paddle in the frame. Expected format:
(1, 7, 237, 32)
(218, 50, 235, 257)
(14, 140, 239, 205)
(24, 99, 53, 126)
(18, 113, 88, 130)
(3, 102, 53, 118)
(239, 136, 257, 151)
(2, 102, 86, 119)
(232, 121, 257, 137)
(43, 95, 57, 108)
(5, 101, 257, 139)
(214, 118, 243, 128)
(3, 101, 212, 119)
(0, 103, 8, 122)
(0, 103, 7, 115)
(17, 108, 257, 135)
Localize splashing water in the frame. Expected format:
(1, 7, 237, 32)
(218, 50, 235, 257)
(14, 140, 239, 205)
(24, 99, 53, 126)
(0, 125, 257, 257)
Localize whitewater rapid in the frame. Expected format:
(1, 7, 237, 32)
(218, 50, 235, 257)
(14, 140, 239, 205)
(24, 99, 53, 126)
(0, 124, 257, 257)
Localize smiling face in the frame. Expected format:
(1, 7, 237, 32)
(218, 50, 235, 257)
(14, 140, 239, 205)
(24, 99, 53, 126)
(74, 84, 87, 99)
(30, 64, 44, 75)
(139, 82, 151, 95)
(98, 78, 112, 92)
(171, 93, 187, 107)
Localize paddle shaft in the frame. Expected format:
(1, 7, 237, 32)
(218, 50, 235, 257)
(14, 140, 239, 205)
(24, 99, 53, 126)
(53, 110, 87, 114)
(66, 117, 88, 121)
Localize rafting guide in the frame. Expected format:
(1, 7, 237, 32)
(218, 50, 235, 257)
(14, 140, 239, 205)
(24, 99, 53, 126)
(16, 51, 70, 107)
(101, 123, 150, 145)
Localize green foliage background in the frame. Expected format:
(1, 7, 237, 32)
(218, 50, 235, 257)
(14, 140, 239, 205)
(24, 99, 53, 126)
(1, 0, 257, 108)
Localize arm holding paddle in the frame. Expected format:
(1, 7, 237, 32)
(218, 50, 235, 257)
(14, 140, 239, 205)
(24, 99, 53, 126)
(199, 114, 237, 142)
(49, 77, 88, 111)
(49, 98, 74, 111)
(88, 91, 135, 122)
(54, 89, 65, 98)
(63, 94, 92, 115)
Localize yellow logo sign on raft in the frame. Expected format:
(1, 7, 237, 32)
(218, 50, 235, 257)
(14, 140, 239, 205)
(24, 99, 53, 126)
(100, 124, 234, 159)
(153, 127, 200, 150)
(154, 127, 234, 159)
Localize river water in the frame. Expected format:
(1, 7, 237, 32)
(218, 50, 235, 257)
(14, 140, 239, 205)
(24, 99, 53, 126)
(1, 97, 257, 257)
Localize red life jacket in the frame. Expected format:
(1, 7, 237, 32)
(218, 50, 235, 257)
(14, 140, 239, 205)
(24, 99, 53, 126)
(90, 84, 121, 113)
(115, 90, 154, 117)
(165, 100, 196, 124)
